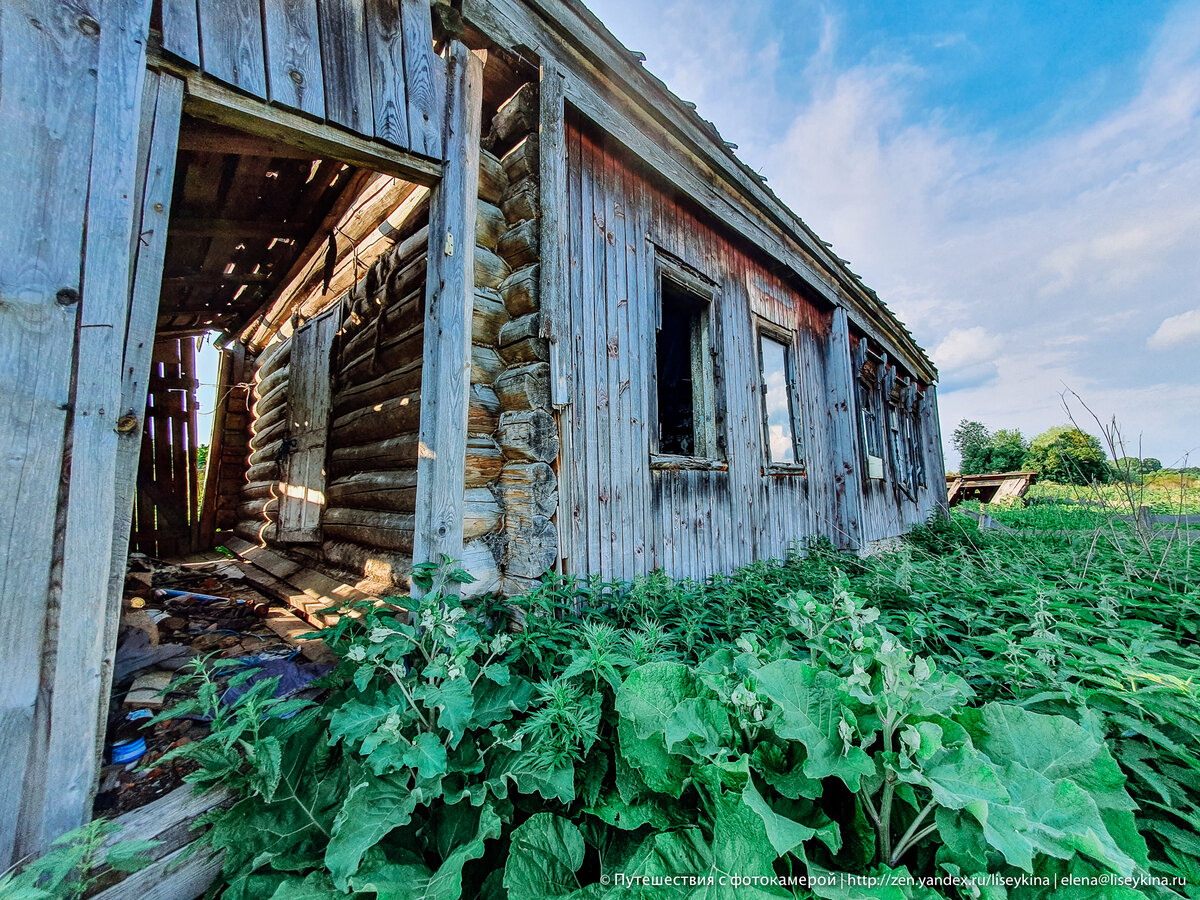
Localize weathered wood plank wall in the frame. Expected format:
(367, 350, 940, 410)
(562, 120, 943, 581)
(0, 0, 104, 864)
(163, 0, 444, 159)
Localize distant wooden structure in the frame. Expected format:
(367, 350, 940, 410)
(946, 471, 1038, 506)
(0, 0, 947, 869)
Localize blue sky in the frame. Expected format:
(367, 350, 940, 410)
(584, 0, 1200, 467)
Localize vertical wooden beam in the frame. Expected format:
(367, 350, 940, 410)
(98, 68, 184, 812)
(538, 59, 570, 573)
(19, 0, 154, 855)
(412, 41, 482, 592)
(0, 0, 102, 867)
(824, 306, 864, 551)
(400, 0, 444, 158)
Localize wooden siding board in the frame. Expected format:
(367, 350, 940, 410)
(198, 0, 268, 98)
(565, 121, 586, 571)
(0, 0, 101, 865)
(364, 0, 410, 147)
(577, 129, 601, 575)
(262, 0, 327, 118)
(399, 0, 443, 157)
(32, 0, 153, 854)
(161, 0, 201, 65)
(317, 0, 374, 135)
(602, 141, 628, 580)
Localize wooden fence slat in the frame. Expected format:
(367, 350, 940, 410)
(28, 0, 153, 855)
(198, 0, 268, 98)
(160, 0, 201, 65)
(400, 0, 443, 158)
(364, 0, 410, 147)
(0, 0, 102, 867)
(263, 0, 327, 118)
(317, 0, 375, 134)
(412, 41, 482, 593)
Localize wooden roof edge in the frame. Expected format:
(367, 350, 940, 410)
(481, 0, 937, 382)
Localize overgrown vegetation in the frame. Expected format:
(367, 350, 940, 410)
(122, 505, 1197, 899)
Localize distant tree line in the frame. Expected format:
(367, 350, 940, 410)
(949, 420, 1175, 485)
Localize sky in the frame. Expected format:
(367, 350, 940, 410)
(581, 0, 1200, 468)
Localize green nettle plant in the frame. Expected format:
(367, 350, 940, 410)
(0, 820, 159, 900)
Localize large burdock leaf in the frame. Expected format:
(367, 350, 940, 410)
(897, 742, 1010, 813)
(615, 662, 698, 739)
(326, 775, 418, 889)
(352, 803, 502, 900)
(755, 660, 875, 791)
(740, 776, 817, 858)
(964, 704, 1136, 811)
(504, 814, 592, 900)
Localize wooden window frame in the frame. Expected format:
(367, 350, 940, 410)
(649, 251, 725, 470)
(755, 318, 806, 475)
(853, 338, 887, 482)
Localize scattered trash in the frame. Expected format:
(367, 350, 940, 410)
(97, 551, 329, 818)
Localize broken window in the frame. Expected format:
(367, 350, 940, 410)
(654, 268, 720, 459)
(853, 338, 886, 480)
(758, 331, 801, 466)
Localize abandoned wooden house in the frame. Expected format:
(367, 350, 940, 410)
(0, 0, 945, 869)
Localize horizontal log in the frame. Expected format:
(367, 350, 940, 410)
(473, 288, 508, 346)
(339, 322, 423, 388)
(237, 496, 278, 522)
(487, 82, 537, 153)
(330, 391, 420, 445)
(245, 461, 280, 484)
(497, 409, 559, 463)
(234, 519, 275, 545)
(323, 490, 500, 551)
(475, 245, 510, 289)
(256, 339, 291, 380)
(494, 362, 550, 412)
(479, 149, 507, 205)
(498, 312, 539, 347)
(470, 384, 501, 433)
(329, 435, 417, 479)
(496, 217, 539, 269)
(472, 346, 504, 385)
(326, 469, 417, 512)
(241, 480, 276, 502)
(499, 264, 539, 317)
(253, 379, 289, 419)
(498, 461, 557, 519)
(332, 363, 418, 421)
(319, 538, 410, 587)
(252, 402, 287, 436)
(248, 416, 288, 452)
(500, 135, 537, 183)
(255, 363, 290, 402)
(498, 337, 548, 365)
(337, 289, 422, 373)
(248, 440, 285, 468)
(504, 515, 557, 580)
(466, 434, 503, 485)
(476, 200, 506, 250)
(501, 178, 539, 224)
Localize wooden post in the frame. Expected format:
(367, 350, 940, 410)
(98, 69, 184, 801)
(824, 307, 864, 550)
(0, 0, 103, 866)
(21, 0, 155, 855)
(412, 41, 483, 593)
(538, 59, 570, 573)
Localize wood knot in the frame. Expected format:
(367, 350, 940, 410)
(56, 287, 80, 306)
(117, 414, 139, 433)
(77, 16, 100, 36)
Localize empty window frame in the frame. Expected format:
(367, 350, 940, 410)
(757, 326, 803, 467)
(653, 259, 721, 461)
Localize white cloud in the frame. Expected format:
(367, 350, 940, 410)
(1148, 307, 1200, 348)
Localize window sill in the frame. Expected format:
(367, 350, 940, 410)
(650, 453, 728, 472)
(765, 463, 807, 477)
